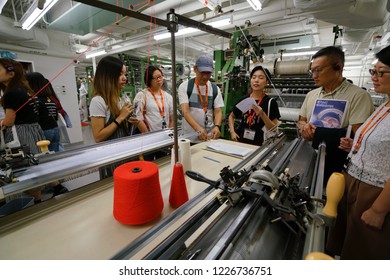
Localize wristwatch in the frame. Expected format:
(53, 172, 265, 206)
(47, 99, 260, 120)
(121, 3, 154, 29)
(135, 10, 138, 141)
(214, 124, 221, 130)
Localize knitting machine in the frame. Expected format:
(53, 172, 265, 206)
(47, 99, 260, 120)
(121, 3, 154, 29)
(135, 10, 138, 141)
(0, 130, 177, 202)
(112, 134, 337, 260)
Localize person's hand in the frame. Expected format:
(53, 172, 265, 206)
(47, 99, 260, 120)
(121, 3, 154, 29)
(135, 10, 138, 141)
(251, 104, 263, 115)
(301, 122, 316, 141)
(119, 103, 133, 120)
(210, 126, 221, 139)
(230, 130, 239, 142)
(197, 128, 208, 141)
(128, 117, 140, 126)
(361, 207, 386, 230)
(339, 137, 353, 152)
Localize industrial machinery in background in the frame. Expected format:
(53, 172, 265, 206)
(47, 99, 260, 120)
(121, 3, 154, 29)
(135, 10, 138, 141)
(214, 30, 317, 138)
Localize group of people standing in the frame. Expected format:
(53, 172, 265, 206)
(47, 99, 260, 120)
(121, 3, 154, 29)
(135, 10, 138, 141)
(88, 46, 389, 260)
(0, 58, 70, 202)
(1, 42, 388, 259)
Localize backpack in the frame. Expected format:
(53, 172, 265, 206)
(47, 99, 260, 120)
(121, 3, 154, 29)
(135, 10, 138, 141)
(186, 78, 218, 109)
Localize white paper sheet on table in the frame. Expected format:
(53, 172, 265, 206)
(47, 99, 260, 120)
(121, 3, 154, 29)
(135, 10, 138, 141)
(206, 142, 253, 158)
(235, 97, 257, 113)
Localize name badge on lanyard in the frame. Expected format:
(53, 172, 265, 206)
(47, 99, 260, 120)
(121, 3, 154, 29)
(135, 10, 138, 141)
(162, 116, 167, 129)
(243, 128, 256, 140)
(204, 112, 208, 128)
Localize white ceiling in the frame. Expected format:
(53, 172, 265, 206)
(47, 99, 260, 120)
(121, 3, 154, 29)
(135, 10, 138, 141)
(1, 0, 390, 72)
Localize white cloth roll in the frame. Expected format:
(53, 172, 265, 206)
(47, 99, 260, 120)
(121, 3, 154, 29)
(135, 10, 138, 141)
(171, 138, 192, 175)
(279, 107, 300, 121)
(178, 138, 192, 173)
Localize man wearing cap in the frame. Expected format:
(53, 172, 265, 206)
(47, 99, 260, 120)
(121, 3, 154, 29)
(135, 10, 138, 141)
(178, 55, 224, 141)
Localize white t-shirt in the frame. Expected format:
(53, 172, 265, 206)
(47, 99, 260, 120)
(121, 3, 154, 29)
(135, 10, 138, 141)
(178, 79, 224, 135)
(134, 89, 174, 132)
(89, 95, 131, 124)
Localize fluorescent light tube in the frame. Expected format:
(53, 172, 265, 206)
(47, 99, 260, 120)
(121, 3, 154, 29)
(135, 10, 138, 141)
(0, 0, 8, 14)
(154, 18, 231, 41)
(246, 0, 262, 11)
(85, 50, 107, 59)
(20, 0, 59, 30)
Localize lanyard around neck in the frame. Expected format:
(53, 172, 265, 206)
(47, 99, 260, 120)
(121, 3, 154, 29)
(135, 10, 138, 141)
(245, 94, 264, 126)
(195, 80, 208, 112)
(148, 87, 165, 117)
(353, 101, 390, 153)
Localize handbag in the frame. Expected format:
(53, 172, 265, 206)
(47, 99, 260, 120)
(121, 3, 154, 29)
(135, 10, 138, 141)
(57, 114, 71, 144)
(0, 125, 21, 149)
(262, 98, 280, 144)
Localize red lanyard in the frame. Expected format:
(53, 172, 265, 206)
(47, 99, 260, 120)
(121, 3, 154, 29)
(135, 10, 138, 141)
(148, 87, 165, 117)
(195, 80, 208, 112)
(246, 94, 264, 126)
(353, 102, 390, 152)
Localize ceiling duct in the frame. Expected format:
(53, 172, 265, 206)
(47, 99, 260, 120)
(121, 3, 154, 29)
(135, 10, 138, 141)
(0, 15, 50, 49)
(294, 0, 389, 29)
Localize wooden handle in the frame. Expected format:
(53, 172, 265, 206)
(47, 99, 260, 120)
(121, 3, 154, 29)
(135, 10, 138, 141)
(305, 252, 334, 260)
(322, 172, 345, 218)
(36, 140, 50, 153)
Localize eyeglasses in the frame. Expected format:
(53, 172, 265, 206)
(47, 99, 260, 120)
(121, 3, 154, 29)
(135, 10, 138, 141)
(308, 65, 331, 76)
(368, 68, 390, 77)
(152, 75, 164, 81)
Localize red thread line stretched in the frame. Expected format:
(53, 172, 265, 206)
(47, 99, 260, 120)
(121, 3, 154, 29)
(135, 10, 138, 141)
(14, 3, 131, 114)
(12, 1, 160, 159)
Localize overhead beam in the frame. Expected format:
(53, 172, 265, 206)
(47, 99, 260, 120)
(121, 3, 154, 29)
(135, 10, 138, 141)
(75, 0, 232, 39)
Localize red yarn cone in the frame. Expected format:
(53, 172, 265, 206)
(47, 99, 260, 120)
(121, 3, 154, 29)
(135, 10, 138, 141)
(169, 163, 189, 208)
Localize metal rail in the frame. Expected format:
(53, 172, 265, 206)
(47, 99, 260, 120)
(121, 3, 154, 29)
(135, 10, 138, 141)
(0, 129, 175, 199)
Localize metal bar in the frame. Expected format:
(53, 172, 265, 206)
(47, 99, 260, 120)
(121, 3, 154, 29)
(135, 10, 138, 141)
(1, 130, 175, 197)
(75, 0, 232, 38)
(168, 10, 179, 163)
(75, 0, 169, 27)
(205, 198, 260, 259)
(312, 141, 326, 198)
(175, 14, 231, 39)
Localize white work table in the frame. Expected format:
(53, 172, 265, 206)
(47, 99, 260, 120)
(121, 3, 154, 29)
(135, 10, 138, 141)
(0, 139, 259, 260)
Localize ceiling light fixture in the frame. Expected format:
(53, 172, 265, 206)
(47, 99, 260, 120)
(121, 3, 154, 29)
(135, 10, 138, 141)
(154, 18, 231, 41)
(246, 0, 262, 11)
(20, 0, 59, 30)
(197, 0, 216, 11)
(85, 49, 107, 59)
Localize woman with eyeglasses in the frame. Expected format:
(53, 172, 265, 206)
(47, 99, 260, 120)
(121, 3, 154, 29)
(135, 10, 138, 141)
(133, 65, 173, 133)
(326, 45, 390, 259)
(132, 65, 173, 160)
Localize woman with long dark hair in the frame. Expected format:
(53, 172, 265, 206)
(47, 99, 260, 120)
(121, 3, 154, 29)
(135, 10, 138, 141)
(89, 55, 135, 142)
(26, 72, 60, 152)
(89, 56, 137, 177)
(0, 58, 46, 203)
(0, 58, 45, 154)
